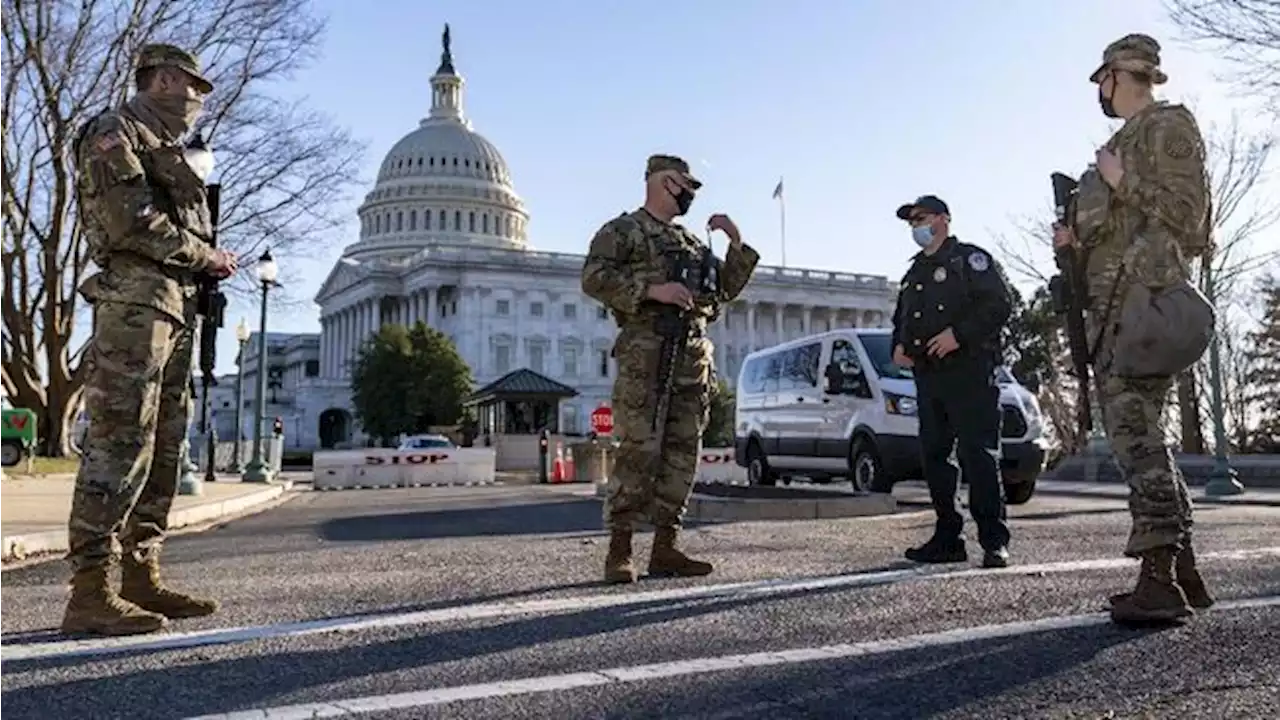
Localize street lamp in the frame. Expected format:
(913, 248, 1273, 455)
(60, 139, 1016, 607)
(242, 249, 279, 483)
(228, 317, 250, 473)
(1202, 262, 1244, 497)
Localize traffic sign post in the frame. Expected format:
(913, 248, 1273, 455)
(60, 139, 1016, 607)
(590, 406, 614, 437)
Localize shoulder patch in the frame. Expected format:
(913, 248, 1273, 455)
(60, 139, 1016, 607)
(967, 251, 990, 272)
(93, 132, 125, 154)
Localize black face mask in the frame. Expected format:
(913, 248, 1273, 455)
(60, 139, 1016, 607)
(1098, 71, 1119, 119)
(666, 180, 695, 216)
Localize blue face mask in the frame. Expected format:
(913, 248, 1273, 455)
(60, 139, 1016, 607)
(911, 225, 934, 248)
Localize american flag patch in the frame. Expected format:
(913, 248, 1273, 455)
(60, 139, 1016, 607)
(93, 133, 124, 153)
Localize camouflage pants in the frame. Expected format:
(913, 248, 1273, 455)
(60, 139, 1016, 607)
(67, 301, 195, 571)
(1097, 370, 1193, 557)
(605, 338, 712, 531)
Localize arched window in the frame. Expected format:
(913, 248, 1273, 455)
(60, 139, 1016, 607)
(482, 214, 490, 234)
(468, 212, 476, 232)
(409, 210, 417, 231)
(396, 211, 403, 232)
(454, 210, 461, 230)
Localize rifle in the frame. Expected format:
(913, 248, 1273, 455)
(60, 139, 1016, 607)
(646, 238, 721, 471)
(196, 182, 226, 440)
(1048, 171, 1093, 442)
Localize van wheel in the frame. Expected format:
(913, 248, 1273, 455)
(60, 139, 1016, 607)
(1, 440, 26, 468)
(1003, 476, 1037, 505)
(849, 438, 891, 494)
(746, 442, 777, 487)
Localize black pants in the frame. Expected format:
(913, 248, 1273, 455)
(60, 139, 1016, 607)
(915, 363, 1010, 551)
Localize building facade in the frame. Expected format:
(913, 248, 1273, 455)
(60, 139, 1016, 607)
(223, 28, 899, 452)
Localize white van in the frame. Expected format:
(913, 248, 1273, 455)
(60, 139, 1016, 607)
(732, 328, 1047, 504)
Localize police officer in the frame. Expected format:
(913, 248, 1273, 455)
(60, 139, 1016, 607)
(891, 195, 1014, 568)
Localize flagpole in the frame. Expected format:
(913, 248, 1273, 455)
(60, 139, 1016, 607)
(776, 176, 787, 268)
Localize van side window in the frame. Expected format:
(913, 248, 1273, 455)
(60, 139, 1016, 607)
(742, 354, 782, 394)
(781, 342, 821, 391)
(827, 339, 872, 397)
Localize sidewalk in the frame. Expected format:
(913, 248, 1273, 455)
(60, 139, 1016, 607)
(1032, 479, 1280, 508)
(1, 474, 297, 565)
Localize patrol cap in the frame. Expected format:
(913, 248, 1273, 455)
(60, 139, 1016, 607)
(1089, 34, 1168, 85)
(645, 154, 702, 189)
(136, 43, 214, 94)
(895, 195, 950, 221)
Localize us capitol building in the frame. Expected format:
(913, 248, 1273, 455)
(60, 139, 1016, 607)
(213, 28, 897, 451)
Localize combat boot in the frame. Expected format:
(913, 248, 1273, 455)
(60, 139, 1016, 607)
(604, 529, 638, 584)
(60, 563, 168, 636)
(1174, 543, 1215, 609)
(120, 553, 220, 619)
(647, 527, 713, 578)
(1109, 545, 1193, 626)
(1110, 543, 1215, 610)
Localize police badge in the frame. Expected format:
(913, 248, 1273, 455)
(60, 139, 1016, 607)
(968, 252, 990, 272)
(933, 266, 947, 283)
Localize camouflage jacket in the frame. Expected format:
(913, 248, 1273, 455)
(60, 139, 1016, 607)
(581, 208, 759, 363)
(74, 99, 218, 324)
(1080, 101, 1211, 312)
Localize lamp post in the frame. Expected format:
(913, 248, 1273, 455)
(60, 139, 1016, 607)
(228, 317, 250, 473)
(1202, 262, 1244, 497)
(242, 249, 279, 483)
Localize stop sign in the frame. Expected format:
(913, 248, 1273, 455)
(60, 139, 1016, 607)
(590, 406, 614, 435)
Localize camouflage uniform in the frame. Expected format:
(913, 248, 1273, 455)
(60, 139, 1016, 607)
(63, 44, 222, 636)
(1077, 35, 1215, 623)
(582, 155, 759, 583)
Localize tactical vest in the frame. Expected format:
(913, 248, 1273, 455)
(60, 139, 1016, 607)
(72, 106, 211, 323)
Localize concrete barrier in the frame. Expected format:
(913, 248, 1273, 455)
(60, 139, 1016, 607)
(312, 447, 498, 490)
(696, 447, 745, 484)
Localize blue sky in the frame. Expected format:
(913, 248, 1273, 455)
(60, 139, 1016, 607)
(207, 0, 1277, 375)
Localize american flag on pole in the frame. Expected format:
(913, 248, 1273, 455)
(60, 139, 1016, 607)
(772, 178, 784, 199)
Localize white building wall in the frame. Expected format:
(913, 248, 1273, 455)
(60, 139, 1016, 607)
(237, 246, 897, 452)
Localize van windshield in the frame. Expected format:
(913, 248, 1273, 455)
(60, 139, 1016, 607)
(858, 333, 914, 380)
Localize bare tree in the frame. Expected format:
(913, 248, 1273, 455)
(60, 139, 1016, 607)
(1165, 0, 1280, 113)
(2, 0, 365, 456)
(1181, 113, 1278, 452)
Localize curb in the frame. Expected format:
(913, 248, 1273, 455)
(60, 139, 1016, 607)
(1, 482, 293, 565)
(1033, 486, 1280, 509)
(313, 480, 498, 491)
(592, 480, 900, 520)
(686, 491, 898, 522)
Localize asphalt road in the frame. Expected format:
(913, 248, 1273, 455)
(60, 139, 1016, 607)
(3, 481, 1278, 720)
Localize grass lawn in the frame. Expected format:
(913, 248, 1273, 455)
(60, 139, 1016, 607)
(4, 455, 81, 477)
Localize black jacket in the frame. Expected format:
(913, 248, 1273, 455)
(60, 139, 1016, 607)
(890, 236, 1013, 373)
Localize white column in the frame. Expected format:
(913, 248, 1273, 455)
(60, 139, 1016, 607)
(322, 316, 332, 379)
(803, 306, 813, 335)
(342, 307, 353, 377)
(426, 288, 437, 327)
(774, 305, 784, 341)
(747, 303, 757, 352)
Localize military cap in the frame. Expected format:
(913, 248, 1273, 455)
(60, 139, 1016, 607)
(895, 194, 950, 221)
(136, 43, 214, 93)
(645, 154, 702, 189)
(1089, 34, 1168, 85)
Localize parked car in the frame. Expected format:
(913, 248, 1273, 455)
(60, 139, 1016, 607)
(397, 433, 457, 451)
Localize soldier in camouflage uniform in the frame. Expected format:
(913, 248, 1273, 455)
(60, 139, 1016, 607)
(582, 155, 759, 584)
(64, 44, 239, 636)
(1053, 34, 1215, 625)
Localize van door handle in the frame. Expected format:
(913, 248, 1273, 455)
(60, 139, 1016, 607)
(796, 397, 805, 403)
(822, 397, 831, 404)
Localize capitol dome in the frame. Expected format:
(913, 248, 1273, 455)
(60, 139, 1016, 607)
(344, 26, 530, 259)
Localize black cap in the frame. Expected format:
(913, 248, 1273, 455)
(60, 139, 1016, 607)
(895, 195, 950, 221)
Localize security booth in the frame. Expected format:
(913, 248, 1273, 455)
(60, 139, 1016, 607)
(463, 369, 579, 471)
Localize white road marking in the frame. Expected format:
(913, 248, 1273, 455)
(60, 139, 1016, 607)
(181, 594, 1280, 720)
(6, 546, 1279, 663)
